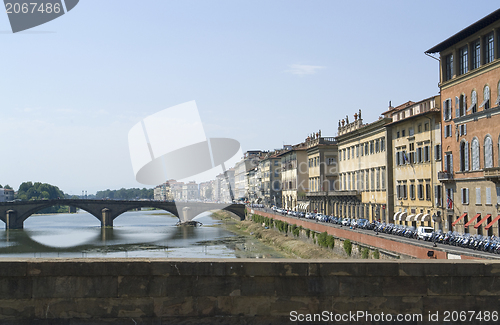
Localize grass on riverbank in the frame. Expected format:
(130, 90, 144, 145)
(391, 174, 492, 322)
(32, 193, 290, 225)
(212, 211, 344, 259)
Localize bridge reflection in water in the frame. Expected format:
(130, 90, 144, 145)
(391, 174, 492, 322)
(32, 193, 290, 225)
(0, 199, 245, 229)
(0, 210, 283, 259)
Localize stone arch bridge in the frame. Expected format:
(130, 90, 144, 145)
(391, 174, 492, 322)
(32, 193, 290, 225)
(0, 199, 245, 230)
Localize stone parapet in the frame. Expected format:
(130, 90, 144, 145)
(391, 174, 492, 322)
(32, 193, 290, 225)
(0, 258, 499, 324)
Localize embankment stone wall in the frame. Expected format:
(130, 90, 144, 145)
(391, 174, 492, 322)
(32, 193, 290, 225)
(0, 258, 499, 324)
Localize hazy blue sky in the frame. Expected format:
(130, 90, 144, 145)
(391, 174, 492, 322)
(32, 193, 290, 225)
(1, 1, 499, 194)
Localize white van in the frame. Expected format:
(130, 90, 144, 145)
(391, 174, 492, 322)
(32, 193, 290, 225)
(417, 226, 434, 240)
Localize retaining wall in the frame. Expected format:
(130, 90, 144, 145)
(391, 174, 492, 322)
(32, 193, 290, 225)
(0, 258, 499, 324)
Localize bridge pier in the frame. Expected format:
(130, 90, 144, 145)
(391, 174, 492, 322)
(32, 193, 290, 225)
(101, 208, 113, 228)
(6, 210, 23, 230)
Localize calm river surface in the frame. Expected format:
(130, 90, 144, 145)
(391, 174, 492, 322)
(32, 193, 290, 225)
(0, 210, 284, 259)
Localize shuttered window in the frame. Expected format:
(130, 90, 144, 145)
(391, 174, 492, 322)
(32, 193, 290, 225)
(435, 144, 441, 161)
(464, 141, 469, 171)
(476, 188, 481, 205)
(424, 146, 430, 162)
(486, 187, 492, 205)
(485, 136, 493, 168)
(472, 138, 480, 170)
(480, 86, 490, 110)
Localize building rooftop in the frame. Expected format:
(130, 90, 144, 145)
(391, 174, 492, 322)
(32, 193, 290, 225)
(426, 8, 500, 54)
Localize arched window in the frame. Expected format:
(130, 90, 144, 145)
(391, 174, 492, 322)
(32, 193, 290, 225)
(460, 140, 469, 171)
(459, 94, 466, 117)
(485, 136, 493, 168)
(471, 137, 480, 170)
(480, 85, 491, 110)
(470, 90, 477, 113)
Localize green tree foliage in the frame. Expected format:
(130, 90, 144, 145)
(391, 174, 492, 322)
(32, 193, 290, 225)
(95, 188, 153, 200)
(317, 231, 335, 249)
(16, 182, 65, 201)
(361, 247, 370, 259)
(16, 182, 67, 213)
(373, 249, 380, 259)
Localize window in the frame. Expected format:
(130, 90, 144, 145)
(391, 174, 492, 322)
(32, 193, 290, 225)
(486, 187, 492, 205)
(403, 184, 407, 199)
(410, 184, 415, 200)
(365, 143, 368, 155)
(396, 131, 400, 138)
(375, 140, 380, 152)
(402, 129, 406, 137)
(418, 184, 424, 200)
(424, 146, 430, 162)
(459, 45, 468, 75)
(476, 188, 481, 205)
(444, 152, 453, 172)
(435, 144, 442, 161)
(470, 90, 477, 113)
(485, 32, 494, 64)
(443, 98, 452, 121)
(435, 185, 442, 207)
(365, 170, 369, 191)
(416, 147, 422, 163)
(485, 136, 493, 168)
(480, 86, 490, 110)
(370, 142, 374, 154)
(460, 140, 469, 172)
(343, 149, 346, 160)
(426, 184, 431, 200)
(381, 168, 385, 190)
(445, 54, 453, 81)
(381, 138, 385, 151)
(461, 188, 469, 204)
(447, 188, 454, 209)
(444, 124, 452, 138)
(471, 39, 480, 70)
(356, 145, 359, 157)
(371, 169, 375, 190)
(471, 138, 480, 170)
(458, 94, 467, 117)
(424, 123, 429, 131)
(459, 124, 467, 136)
(376, 168, 380, 190)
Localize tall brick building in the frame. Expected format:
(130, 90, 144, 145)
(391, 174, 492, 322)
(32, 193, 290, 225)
(426, 8, 500, 235)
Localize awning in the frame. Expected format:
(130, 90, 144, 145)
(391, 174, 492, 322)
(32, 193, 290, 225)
(485, 215, 500, 230)
(452, 213, 468, 226)
(415, 213, 423, 221)
(464, 213, 481, 227)
(399, 212, 407, 221)
(393, 212, 401, 221)
(406, 214, 416, 222)
(421, 214, 431, 222)
(474, 214, 491, 229)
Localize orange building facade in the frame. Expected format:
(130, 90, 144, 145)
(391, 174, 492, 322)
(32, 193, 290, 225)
(426, 9, 500, 235)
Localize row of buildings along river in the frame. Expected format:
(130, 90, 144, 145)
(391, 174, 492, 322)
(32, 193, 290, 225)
(155, 9, 500, 237)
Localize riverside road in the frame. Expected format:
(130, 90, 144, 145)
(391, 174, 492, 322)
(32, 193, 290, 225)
(252, 207, 500, 260)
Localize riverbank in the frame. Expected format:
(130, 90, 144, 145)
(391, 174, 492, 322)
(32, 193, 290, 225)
(211, 211, 344, 259)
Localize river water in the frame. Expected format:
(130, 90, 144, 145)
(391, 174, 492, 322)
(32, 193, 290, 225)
(0, 210, 284, 259)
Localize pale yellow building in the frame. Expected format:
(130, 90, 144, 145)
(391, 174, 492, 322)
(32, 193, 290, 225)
(279, 143, 308, 210)
(336, 112, 393, 222)
(382, 97, 443, 229)
(304, 133, 338, 214)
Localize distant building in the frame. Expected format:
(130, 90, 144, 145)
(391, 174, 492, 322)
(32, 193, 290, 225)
(0, 188, 14, 202)
(182, 181, 198, 201)
(233, 151, 264, 201)
(304, 131, 338, 214)
(153, 181, 173, 201)
(278, 143, 308, 210)
(259, 152, 282, 207)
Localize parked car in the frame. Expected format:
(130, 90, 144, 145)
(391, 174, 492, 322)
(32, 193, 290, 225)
(417, 226, 434, 240)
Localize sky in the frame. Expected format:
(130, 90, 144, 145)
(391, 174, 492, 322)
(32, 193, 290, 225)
(0, 0, 499, 195)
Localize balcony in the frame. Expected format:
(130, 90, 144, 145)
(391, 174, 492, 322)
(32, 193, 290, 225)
(438, 171, 454, 181)
(484, 167, 500, 180)
(306, 137, 337, 148)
